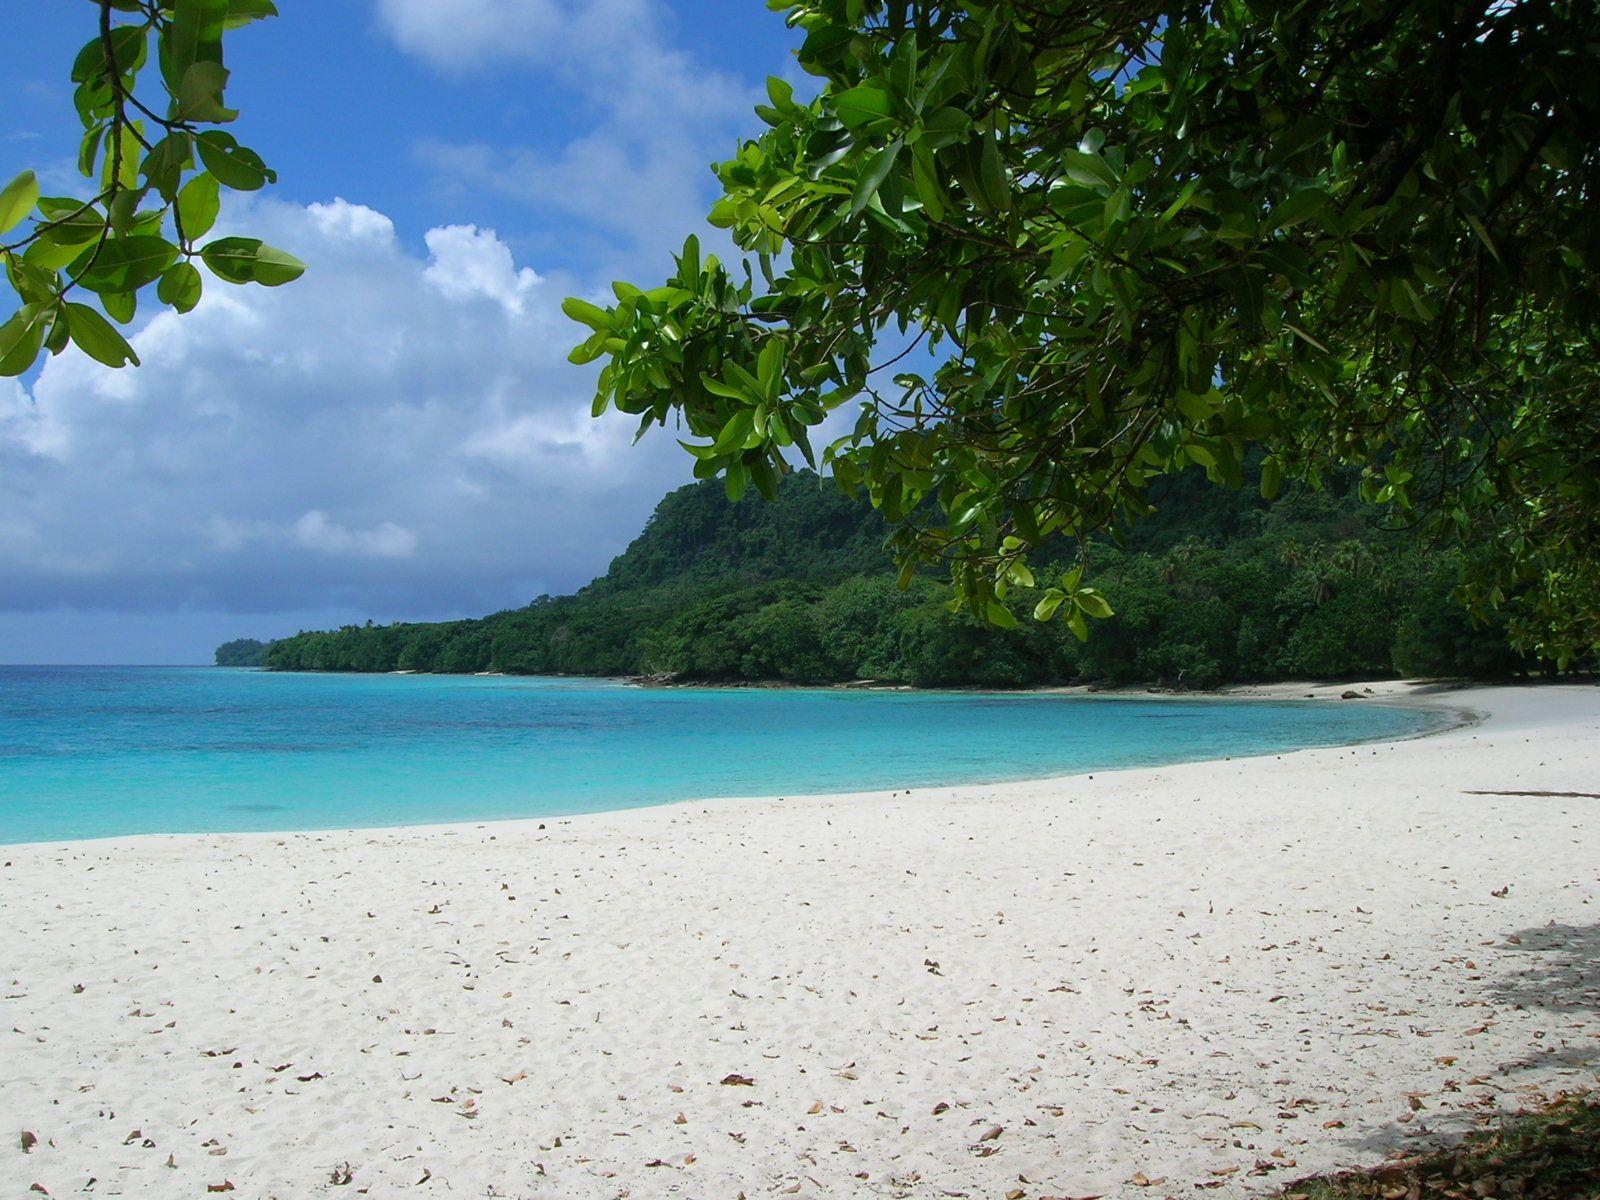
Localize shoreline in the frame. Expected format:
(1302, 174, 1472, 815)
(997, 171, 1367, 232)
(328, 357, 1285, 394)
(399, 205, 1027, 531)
(2, 683, 1596, 1198)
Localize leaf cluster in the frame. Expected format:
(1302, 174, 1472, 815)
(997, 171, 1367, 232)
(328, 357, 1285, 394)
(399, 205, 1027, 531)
(569, 0, 1600, 665)
(1, 1, 302, 376)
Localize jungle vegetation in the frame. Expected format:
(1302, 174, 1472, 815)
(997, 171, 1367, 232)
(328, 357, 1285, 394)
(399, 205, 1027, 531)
(258, 469, 1533, 688)
(213, 637, 267, 667)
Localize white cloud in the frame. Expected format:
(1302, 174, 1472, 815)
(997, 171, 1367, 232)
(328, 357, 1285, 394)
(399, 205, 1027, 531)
(0, 195, 692, 619)
(374, 0, 564, 72)
(294, 511, 419, 559)
(202, 511, 420, 560)
(423, 224, 542, 315)
(381, 0, 757, 270)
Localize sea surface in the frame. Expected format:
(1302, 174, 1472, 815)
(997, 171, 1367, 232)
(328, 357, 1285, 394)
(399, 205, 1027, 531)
(0, 666, 1446, 844)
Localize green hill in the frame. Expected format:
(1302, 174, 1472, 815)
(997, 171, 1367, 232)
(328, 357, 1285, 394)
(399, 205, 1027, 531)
(255, 470, 1527, 687)
(214, 638, 269, 667)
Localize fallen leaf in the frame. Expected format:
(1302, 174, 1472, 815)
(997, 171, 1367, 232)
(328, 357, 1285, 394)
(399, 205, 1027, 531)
(721, 1073, 755, 1087)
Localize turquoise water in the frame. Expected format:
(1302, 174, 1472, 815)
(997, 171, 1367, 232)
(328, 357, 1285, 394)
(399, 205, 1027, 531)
(0, 667, 1442, 844)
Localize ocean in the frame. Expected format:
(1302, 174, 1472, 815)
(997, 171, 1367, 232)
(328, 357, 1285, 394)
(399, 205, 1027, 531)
(0, 666, 1443, 843)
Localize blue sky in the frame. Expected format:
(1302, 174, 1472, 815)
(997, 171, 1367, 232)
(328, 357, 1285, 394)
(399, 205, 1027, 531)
(0, 1, 802, 663)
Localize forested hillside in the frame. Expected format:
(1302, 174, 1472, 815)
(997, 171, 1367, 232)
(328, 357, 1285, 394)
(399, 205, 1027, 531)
(214, 638, 268, 667)
(254, 470, 1531, 687)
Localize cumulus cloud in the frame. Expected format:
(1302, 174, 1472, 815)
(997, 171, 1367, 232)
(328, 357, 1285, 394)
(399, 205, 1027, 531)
(0, 196, 692, 622)
(423, 224, 542, 314)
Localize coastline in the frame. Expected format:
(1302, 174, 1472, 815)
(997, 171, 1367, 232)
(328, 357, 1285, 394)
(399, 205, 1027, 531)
(2, 683, 1596, 1198)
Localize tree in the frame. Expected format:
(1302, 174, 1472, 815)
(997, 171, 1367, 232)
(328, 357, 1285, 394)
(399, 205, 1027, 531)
(569, 0, 1599, 665)
(1, 1, 300, 377)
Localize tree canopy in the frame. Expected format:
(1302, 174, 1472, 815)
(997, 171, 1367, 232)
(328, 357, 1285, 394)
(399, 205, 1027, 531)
(568, 0, 1599, 664)
(0, 1, 300, 377)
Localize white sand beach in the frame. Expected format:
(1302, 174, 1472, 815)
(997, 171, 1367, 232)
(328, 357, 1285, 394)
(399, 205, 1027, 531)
(3, 683, 1597, 1199)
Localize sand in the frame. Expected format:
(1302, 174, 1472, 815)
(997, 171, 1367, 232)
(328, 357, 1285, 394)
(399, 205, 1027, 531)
(2, 682, 1597, 1199)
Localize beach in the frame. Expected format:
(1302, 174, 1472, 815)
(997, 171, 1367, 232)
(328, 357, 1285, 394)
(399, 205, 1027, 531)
(2, 682, 1596, 1199)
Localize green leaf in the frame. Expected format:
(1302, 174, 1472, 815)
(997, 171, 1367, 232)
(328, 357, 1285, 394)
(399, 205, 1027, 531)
(765, 76, 794, 111)
(78, 125, 106, 178)
(0, 170, 39, 236)
(24, 236, 83, 271)
(833, 84, 893, 129)
(102, 290, 137, 324)
(195, 132, 274, 191)
(676, 438, 720, 461)
(64, 302, 139, 368)
(71, 26, 145, 85)
(199, 237, 304, 286)
(225, 0, 279, 29)
(0, 304, 45, 377)
(910, 144, 949, 221)
(699, 373, 756, 403)
(177, 61, 238, 123)
(1260, 457, 1284, 500)
(1061, 148, 1118, 191)
(36, 198, 103, 247)
(712, 409, 755, 454)
(1075, 590, 1114, 619)
(72, 235, 180, 293)
(157, 261, 203, 313)
(986, 600, 1018, 628)
(849, 139, 902, 218)
(1463, 214, 1504, 266)
(757, 338, 784, 395)
(978, 127, 1010, 213)
(561, 297, 613, 332)
(1033, 590, 1065, 621)
(678, 235, 700, 288)
(101, 124, 141, 191)
(1174, 389, 1219, 422)
(177, 173, 221, 240)
(140, 133, 192, 200)
(169, 0, 228, 90)
(1268, 187, 1328, 232)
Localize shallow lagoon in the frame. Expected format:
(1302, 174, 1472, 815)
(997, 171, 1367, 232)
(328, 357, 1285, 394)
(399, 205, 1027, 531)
(0, 667, 1444, 843)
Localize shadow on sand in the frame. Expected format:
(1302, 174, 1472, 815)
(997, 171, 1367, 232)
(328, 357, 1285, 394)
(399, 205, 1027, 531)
(1335, 920, 1600, 1162)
